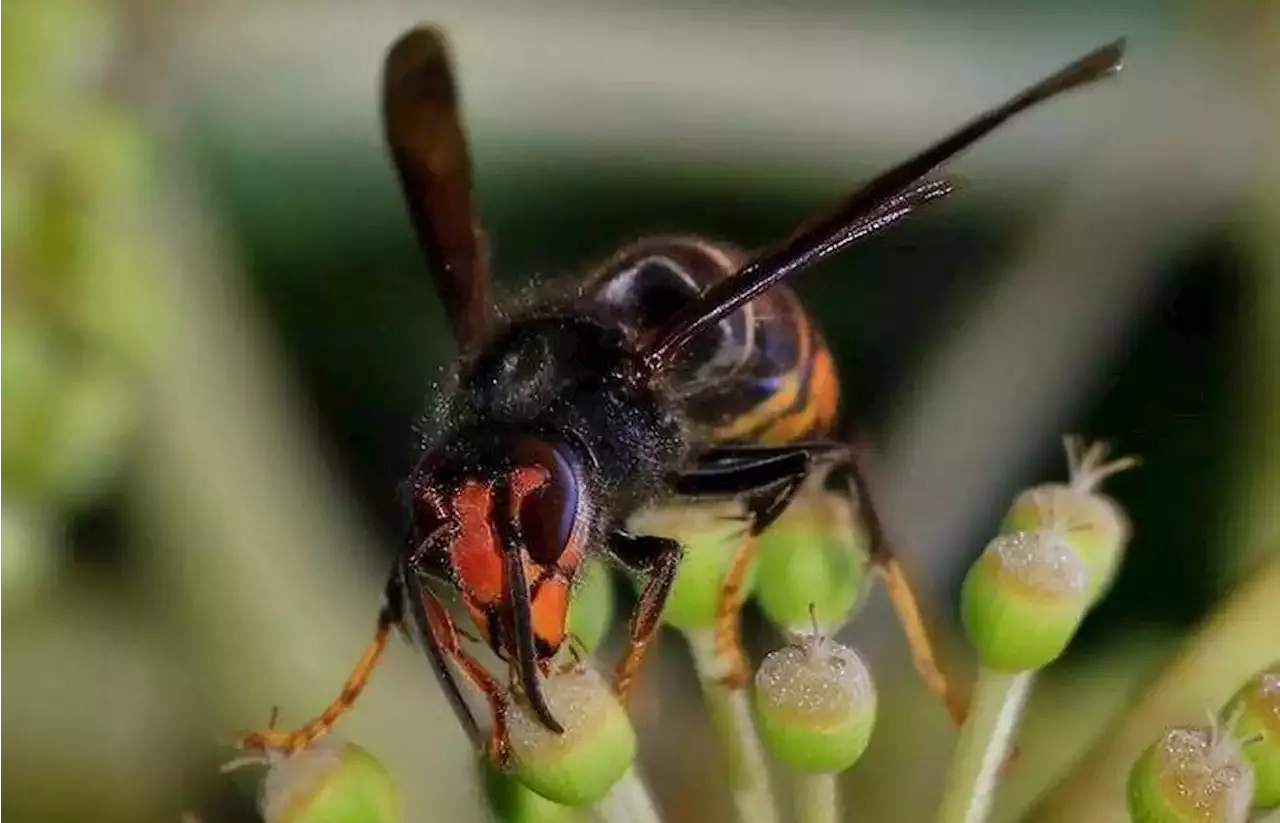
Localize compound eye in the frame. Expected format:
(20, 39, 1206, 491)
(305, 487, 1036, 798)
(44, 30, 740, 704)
(510, 438, 581, 567)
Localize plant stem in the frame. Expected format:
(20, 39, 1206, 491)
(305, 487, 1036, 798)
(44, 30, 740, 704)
(684, 629, 780, 823)
(794, 772, 839, 823)
(595, 768, 663, 823)
(936, 669, 1036, 823)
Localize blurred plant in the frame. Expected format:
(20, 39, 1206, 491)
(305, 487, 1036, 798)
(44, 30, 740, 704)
(2, 0, 162, 607)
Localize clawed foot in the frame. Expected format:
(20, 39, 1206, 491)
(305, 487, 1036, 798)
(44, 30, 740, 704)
(226, 706, 318, 764)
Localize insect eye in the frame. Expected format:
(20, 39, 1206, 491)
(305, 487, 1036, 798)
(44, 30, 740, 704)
(510, 439, 581, 566)
(518, 483, 567, 566)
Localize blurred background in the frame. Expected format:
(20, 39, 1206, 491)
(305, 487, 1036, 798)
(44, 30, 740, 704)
(4, 1, 1277, 822)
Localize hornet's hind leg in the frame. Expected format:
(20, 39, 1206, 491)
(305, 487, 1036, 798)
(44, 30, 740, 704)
(672, 443, 841, 687)
(676, 441, 968, 725)
(838, 443, 969, 726)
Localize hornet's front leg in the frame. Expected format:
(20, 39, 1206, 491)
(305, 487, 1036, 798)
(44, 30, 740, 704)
(414, 584, 516, 768)
(607, 531, 683, 701)
(233, 590, 400, 756)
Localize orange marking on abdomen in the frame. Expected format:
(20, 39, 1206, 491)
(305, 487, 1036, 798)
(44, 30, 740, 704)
(753, 337, 840, 445)
(806, 345, 841, 436)
(712, 371, 802, 441)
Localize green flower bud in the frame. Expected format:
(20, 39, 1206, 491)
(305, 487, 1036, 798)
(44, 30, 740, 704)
(480, 756, 582, 823)
(1002, 438, 1135, 604)
(960, 531, 1089, 672)
(509, 667, 636, 806)
(1128, 725, 1254, 823)
(754, 489, 870, 632)
(566, 556, 614, 655)
(1224, 664, 1280, 808)
(754, 636, 877, 773)
(628, 500, 755, 631)
(259, 739, 401, 823)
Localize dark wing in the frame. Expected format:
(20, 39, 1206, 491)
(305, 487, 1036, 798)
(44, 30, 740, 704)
(642, 38, 1126, 371)
(383, 27, 494, 355)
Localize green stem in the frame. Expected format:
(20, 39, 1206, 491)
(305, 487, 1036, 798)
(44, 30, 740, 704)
(936, 669, 1036, 823)
(594, 768, 663, 823)
(684, 629, 780, 823)
(794, 772, 839, 823)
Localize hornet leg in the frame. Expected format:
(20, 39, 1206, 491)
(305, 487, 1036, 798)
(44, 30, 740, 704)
(234, 609, 395, 755)
(674, 444, 838, 686)
(842, 447, 968, 726)
(607, 532, 683, 700)
(678, 441, 966, 724)
(418, 586, 515, 768)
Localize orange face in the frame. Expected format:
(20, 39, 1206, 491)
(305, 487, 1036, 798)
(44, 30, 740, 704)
(442, 443, 589, 670)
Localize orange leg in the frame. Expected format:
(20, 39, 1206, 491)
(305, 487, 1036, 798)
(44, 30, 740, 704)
(420, 590, 514, 768)
(613, 538, 683, 700)
(236, 612, 394, 755)
(878, 556, 968, 726)
(713, 533, 759, 689)
(844, 445, 968, 727)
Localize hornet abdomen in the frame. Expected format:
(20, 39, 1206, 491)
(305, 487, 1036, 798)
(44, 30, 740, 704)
(585, 237, 841, 447)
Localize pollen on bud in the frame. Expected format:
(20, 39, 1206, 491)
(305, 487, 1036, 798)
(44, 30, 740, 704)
(754, 489, 871, 632)
(567, 556, 614, 655)
(508, 667, 637, 807)
(960, 530, 1090, 672)
(753, 636, 877, 774)
(1127, 725, 1255, 823)
(1002, 437, 1136, 604)
(258, 739, 401, 823)
(627, 500, 754, 631)
(1224, 664, 1280, 808)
